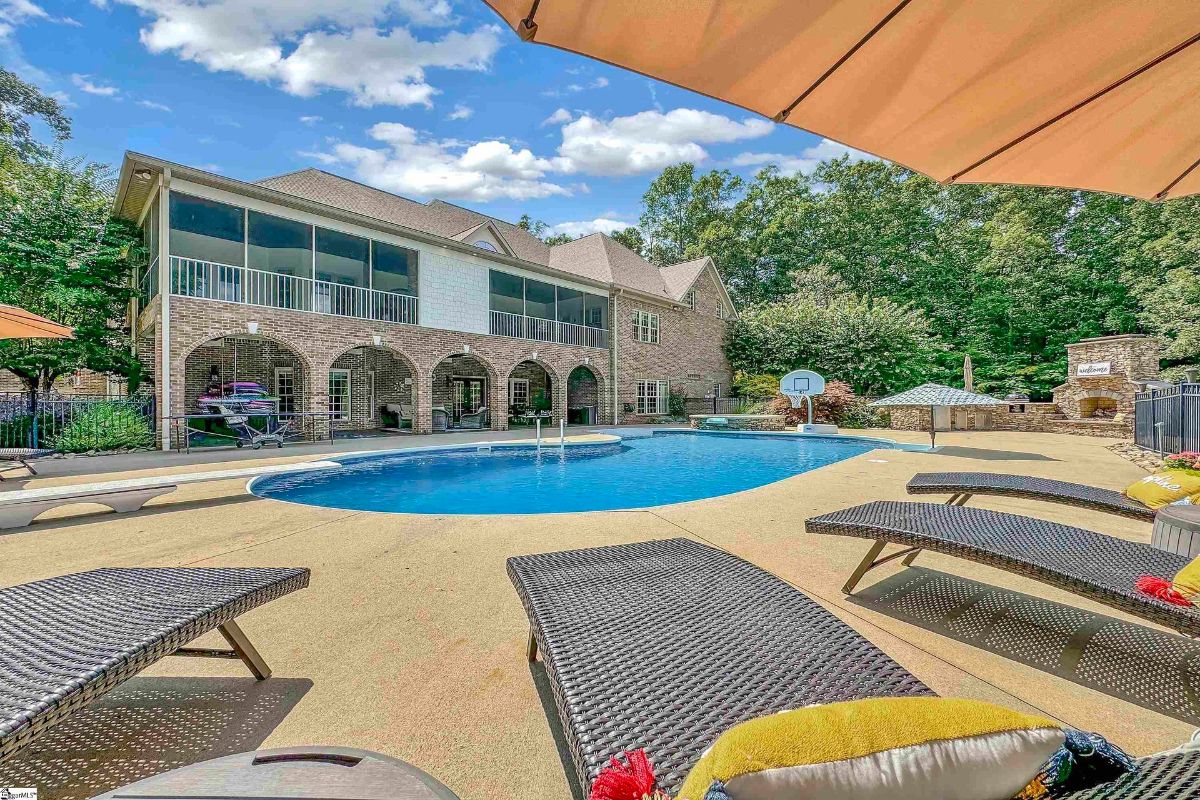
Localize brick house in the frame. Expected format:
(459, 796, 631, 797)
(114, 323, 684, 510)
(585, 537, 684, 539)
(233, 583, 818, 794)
(112, 153, 736, 448)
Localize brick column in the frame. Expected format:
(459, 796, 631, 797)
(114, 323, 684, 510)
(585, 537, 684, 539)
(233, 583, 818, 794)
(554, 371, 569, 428)
(490, 370, 508, 430)
(308, 358, 331, 441)
(414, 368, 433, 435)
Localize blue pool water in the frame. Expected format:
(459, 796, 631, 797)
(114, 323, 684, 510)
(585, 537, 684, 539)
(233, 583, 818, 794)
(251, 431, 893, 515)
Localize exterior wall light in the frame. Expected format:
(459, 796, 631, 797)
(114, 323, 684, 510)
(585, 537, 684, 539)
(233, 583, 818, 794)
(372, 334, 382, 346)
(247, 321, 260, 335)
(463, 344, 470, 353)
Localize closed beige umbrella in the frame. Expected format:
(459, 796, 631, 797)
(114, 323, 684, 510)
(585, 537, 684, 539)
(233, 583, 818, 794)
(0, 305, 73, 340)
(484, 1, 1200, 200)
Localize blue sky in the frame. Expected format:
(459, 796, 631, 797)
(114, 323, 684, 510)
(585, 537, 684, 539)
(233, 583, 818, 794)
(1, 0, 859, 236)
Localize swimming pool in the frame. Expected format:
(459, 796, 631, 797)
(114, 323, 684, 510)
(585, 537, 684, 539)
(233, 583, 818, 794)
(251, 431, 897, 515)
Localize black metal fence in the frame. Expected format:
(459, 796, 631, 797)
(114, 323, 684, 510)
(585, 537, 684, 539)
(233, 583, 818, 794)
(0, 393, 157, 451)
(1134, 383, 1200, 454)
(683, 396, 756, 416)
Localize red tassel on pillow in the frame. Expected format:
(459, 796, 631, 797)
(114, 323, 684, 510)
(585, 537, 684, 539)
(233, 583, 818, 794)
(1135, 575, 1193, 607)
(589, 749, 667, 800)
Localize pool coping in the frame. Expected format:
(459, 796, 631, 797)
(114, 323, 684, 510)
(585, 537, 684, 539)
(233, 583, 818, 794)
(244, 428, 923, 512)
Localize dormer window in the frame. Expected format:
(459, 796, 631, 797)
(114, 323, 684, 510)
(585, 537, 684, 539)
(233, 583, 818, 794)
(473, 240, 498, 252)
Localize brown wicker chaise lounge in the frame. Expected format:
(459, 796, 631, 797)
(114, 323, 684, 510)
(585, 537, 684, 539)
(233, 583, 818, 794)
(0, 566, 309, 762)
(806, 501, 1200, 637)
(507, 538, 1199, 798)
(907, 472, 1156, 522)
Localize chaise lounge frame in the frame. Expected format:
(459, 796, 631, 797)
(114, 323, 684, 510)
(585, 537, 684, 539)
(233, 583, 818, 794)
(906, 472, 1156, 522)
(0, 565, 309, 762)
(509, 537, 1200, 799)
(807, 500, 1200, 637)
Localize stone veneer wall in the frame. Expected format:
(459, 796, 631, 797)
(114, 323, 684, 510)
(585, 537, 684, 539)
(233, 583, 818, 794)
(689, 414, 786, 431)
(166, 296, 611, 437)
(1053, 334, 1161, 420)
(615, 264, 734, 423)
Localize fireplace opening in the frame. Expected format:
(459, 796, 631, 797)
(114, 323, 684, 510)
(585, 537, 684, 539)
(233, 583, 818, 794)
(1079, 395, 1118, 419)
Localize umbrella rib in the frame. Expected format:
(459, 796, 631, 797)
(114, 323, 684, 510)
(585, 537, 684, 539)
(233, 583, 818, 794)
(949, 30, 1200, 185)
(773, 0, 913, 123)
(519, 0, 542, 41)
(1155, 155, 1200, 201)
(0, 309, 71, 337)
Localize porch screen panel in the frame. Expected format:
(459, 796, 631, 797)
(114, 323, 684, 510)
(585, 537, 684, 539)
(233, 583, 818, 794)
(556, 287, 584, 325)
(524, 278, 556, 320)
(372, 241, 418, 295)
(316, 228, 369, 287)
(489, 270, 524, 315)
(584, 293, 609, 330)
(169, 193, 245, 266)
(247, 211, 312, 277)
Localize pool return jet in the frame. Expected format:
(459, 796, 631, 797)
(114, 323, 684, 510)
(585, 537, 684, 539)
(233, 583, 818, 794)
(780, 369, 838, 435)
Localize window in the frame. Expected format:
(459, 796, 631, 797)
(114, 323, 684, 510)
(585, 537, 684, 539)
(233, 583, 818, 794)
(247, 210, 312, 277)
(632, 310, 659, 343)
(316, 227, 369, 287)
(328, 369, 351, 421)
(274, 367, 295, 414)
(716, 302, 728, 319)
(372, 241, 418, 296)
(684, 290, 696, 309)
(636, 379, 669, 415)
(489, 270, 525, 315)
(169, 193, 245, 266)
(711, 382, 722, 398)
(509, 378, 530, 409)
(556, 286, 584, 326)
(473, 240, 498, 252)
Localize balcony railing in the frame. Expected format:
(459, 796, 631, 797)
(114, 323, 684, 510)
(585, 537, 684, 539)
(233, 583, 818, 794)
(170, 257, 418, 326)
(489, 309, 608, 349)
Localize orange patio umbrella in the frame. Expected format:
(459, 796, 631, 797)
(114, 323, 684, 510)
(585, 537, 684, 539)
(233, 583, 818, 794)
(484, 1, 1200, 200)
(0, 304, 74, 340)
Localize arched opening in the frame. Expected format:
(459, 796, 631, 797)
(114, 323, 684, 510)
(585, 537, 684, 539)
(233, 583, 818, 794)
(508, 360, 555, 426)
(184, 334, 308, 415)
(432, 353, 493, 430)
(567, 365, 600, 425)
(182, 334, 309, 447)
(329, 346, 416, 432)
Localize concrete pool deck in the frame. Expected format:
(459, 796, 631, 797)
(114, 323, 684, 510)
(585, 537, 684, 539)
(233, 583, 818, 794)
(0, 428, 1191, 799)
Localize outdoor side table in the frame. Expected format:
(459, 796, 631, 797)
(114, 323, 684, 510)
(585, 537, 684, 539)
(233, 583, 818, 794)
(88, 746, 461, 800)
(1153, 504, 1200, 559)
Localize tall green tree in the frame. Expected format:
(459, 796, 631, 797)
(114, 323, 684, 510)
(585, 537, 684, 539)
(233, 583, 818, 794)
(0, 155, 142, 408)
(0, 68, 71, 169)
(639, 163, 741, 265)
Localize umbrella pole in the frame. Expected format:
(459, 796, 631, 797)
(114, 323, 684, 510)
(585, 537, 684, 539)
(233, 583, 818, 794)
(929, 404, 936, 448)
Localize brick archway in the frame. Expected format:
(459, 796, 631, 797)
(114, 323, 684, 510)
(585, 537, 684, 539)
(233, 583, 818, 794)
(328, 343, 420, 431)
(177, 332, 315, 418)
(428, 350, 503, 432)
(565, 363, 607, 425)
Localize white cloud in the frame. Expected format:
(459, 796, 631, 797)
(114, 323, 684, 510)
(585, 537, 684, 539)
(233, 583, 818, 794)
(137, 99, 171, 111)
(299, 114, 322, 125)
(541, 107, 573, 127)
(732, 138, 874, 176)
(315, 122, 570, 202)
(71, 73, 120, 96)
(542, 76, 609, 98)
(549, 217, 632, 237)
(105, 1, 501, 107)
(556, 108, 773, 176)
(446, 102, 472, 121)
(0, 0, 46, 38)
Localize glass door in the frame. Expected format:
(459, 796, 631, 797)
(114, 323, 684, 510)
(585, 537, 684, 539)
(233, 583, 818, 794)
(451, 378, 485, 422)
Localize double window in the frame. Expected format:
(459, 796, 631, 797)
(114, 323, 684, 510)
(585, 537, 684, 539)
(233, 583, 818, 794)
(632, 310, 659, 343)
(636, 380, 669, 415)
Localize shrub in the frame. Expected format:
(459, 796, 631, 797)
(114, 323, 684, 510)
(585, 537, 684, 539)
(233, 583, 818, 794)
(767, 379, 858, 425)
(52, 401, 154, 453)
(668, 389, 688, 418)
(0, 411, 56, 448)
(732, 371, 781, 399)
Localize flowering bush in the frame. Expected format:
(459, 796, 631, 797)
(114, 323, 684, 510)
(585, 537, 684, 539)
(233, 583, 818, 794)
(766, 379, 884, 427)
(1164, 452, 1200, 471)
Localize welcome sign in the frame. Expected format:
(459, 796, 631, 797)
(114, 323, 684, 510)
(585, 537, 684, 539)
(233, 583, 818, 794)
(1077, 361, 1112, 377)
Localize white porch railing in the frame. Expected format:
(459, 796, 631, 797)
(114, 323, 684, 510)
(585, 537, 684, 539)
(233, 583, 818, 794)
(489, 310, 608, 349)
(170, 256, 418, 326)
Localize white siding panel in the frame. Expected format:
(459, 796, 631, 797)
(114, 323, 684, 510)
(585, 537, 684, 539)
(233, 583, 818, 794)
(420, 251, 488, 334)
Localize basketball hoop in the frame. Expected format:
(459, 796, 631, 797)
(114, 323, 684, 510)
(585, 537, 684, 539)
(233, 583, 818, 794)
(779, 370, 837, 434)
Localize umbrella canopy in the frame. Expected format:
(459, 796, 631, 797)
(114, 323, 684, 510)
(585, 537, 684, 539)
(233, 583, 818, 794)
(485, 1, 1200, 200)
(872, 383, 1004, 408)
(963, 354, 974, 393)
(0, 305, 74, 340)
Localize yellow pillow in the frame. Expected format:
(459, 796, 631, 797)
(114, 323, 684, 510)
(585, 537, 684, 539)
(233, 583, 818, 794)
(1174, 556, 1200, 600)
(677, 697, 1063, 800)
(1125, 469, 1200, 509)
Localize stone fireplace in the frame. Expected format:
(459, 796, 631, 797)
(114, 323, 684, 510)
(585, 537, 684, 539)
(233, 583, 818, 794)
(1052, 334, 1162, 423)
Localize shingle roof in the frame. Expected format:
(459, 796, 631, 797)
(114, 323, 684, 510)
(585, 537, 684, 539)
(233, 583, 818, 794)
(659, 257, 710, 301)
(872, 383, 1006, 407)
(255, 167, 721, 304)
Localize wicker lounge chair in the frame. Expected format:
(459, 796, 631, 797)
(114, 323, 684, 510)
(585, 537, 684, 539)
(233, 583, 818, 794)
(458, 406, 488, 429)
(509, 538, 1200, 798)
(907, 472, 1155, 522)
(0, 565, 309, 762)
(0, 447, 54, 481)
(806, 500, 1200, 637)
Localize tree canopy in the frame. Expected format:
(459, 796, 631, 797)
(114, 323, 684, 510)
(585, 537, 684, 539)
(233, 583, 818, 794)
(630, 158, 1200, 398)
(0, 68, 70, 168)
